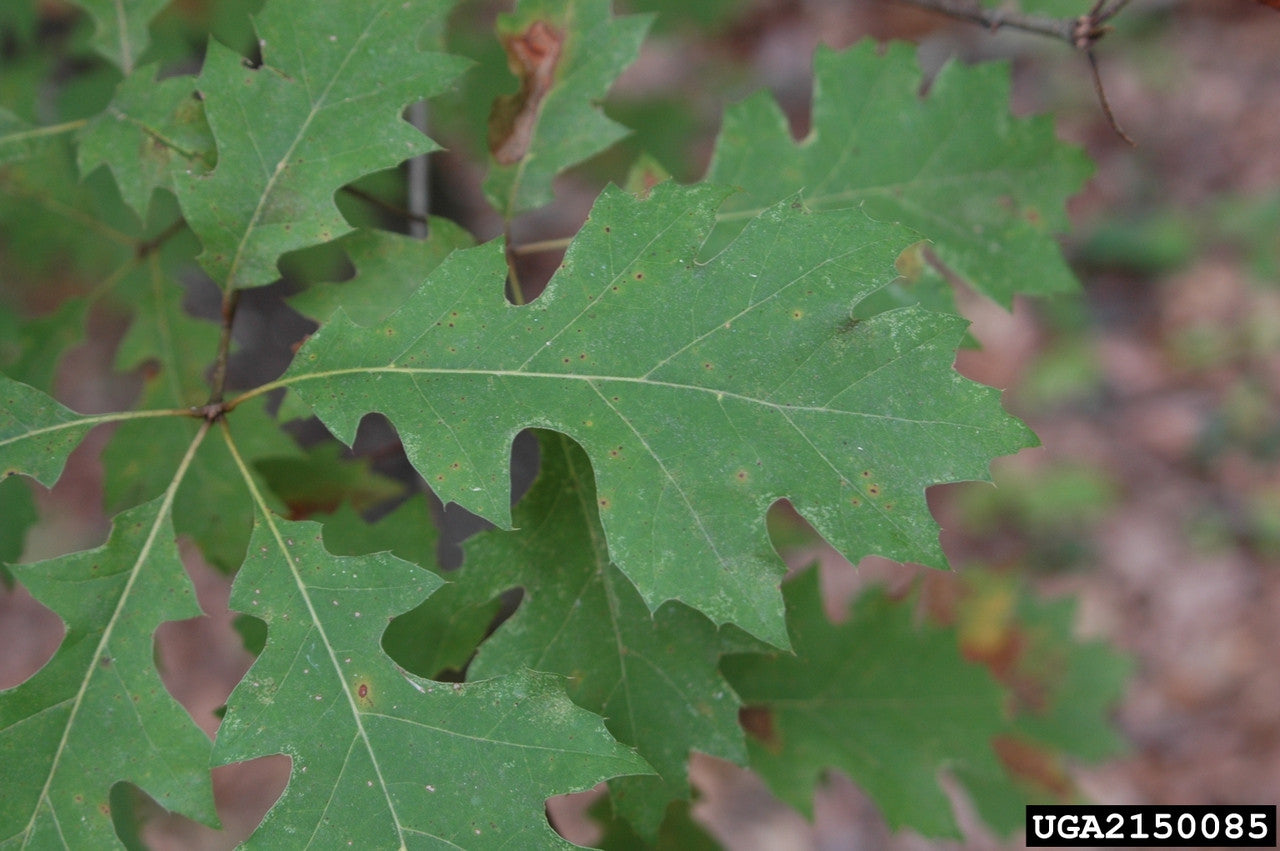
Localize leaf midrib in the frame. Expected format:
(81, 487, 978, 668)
(265, 364, 988, 429)
(713, 169, 1031, 225)
(220, 421, 409, 850)
(224, 6, 387, 290)
(0, 408, 193, 453)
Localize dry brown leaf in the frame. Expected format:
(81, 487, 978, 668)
(488, 21, 563, 165)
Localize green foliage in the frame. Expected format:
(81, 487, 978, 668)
(0, 1, 1128, 847)
(435, 432, 746, 837)
(484, 0, 650, 217)
(705, 41, 1092, 309)
(215, 471, 647, 848)
(1, 479, 218, 847)
(175, 0, 471, 291)
(283, 181, 1034, 646)
(67, 0, 171, 73)
(78, 66, 214, 220)
(723, 570, 1009, 837)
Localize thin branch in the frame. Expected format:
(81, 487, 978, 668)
(207, 288, 241, 409)
(1086, 48, 1135, 146)
(135, 218, 187, 259)
(887, 0, 1136, 144)
(340, 184, 427, 226)
(887, 0, 1078, 43)
(406, 102, 430, 239)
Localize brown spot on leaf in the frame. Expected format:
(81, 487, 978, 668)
(488, 21, 563, 165)
(739, 706, 781, 752)
(993, 735, 1074, 797)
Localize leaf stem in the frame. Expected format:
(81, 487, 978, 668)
(504, 226, 526, 306)
(511, 236, 573, 256)
(135, 217, 188, 259)
(886, 0, 1135, 142)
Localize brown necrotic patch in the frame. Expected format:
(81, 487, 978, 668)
(488, 21, 563, 165)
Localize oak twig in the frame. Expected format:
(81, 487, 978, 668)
(888, 0, 1136, 144)
(208, 288, 242, 409)
(890, 0, 1079, 42)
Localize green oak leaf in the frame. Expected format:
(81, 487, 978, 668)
(313, 496, 500, 680)
(0, 138, 138, 286)
(0, 374, 113, 487)
(213, 489, 649, 847)
(0, 474, 36, 583)
(704, 40, 1092, 307)
(999, 589, 1131, 761)
(317, 496, 438, 568)
(721, 569, 1008, 838)
(255, 441, 405, 518)
(104, 397, 300, 572)
(288, 224, 476, 325)
(94, 218, 294, 572)
(0, 298, 90, 393)
(111, 239, 217, 407)
(449, 431, 745, 839)
(590, 797, 721, 850)
(0, 483, 218, 847)
(65, 0, 168, 74)
(484, 0, 650, 217)
(78, 66, 213, 220)
(951, 575, 1131, 834)
(279, 181, 1035, 647)
(175, 0, 471, 290)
